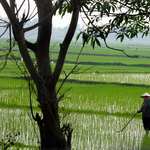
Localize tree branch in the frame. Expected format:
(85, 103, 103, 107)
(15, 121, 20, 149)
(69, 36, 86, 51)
(25, 40, 37, 52)
(104, 38, 139, 58)
(23, 0, 64, 33)
(0, 0, 44, 88)
(48, 0, 80, 90)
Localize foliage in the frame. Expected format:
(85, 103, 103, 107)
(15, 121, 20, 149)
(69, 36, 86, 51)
(0, 129, 20, 150)
(76, 0, 150, 57)
(1, 0, 150, 149)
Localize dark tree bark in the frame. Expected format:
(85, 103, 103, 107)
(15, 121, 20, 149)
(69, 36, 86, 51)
(2, 0, 150, 149)
(0, 0, 80, 149)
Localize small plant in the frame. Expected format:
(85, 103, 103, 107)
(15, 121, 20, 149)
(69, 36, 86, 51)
(0, 129, 20, 150)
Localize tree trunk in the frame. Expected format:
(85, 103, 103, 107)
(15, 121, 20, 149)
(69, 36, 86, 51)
(33, 1, 66, 149)
(36, 91, 70, 150)
(34, 0, 79, 149)
(35, 84, 70, 149)
(0, 0, 79, 149)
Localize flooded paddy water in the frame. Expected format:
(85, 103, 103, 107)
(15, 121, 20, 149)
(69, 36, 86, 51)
(1, 73, 150, 149)
(69, 113, 145, 150)
(0, 108, 148, 150)
(60, 73, 150, 85)
(0, 108, 40, 149)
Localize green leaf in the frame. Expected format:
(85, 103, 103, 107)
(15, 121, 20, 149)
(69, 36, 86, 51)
(76, 32, 82, 41)
(59, 4, 63, 14)
(86, 37, 91, 44)
(131, 32, 135, 39)
(100, 9, 103, 18)
(116, 34, 122, 41)
(112, 6, 115, 12)
(124, 33, 129, 38)
(90, 4, 96, 15)
(61, 7, 67, 18)
(120, 34, 124, 42)
(95, 38, 101, 47)
(90, 36, 96, 49)
(93, 40, 96, 49)
(82, 32, 89, 46)
(91, 36, 94, 47)
(96, 2, 101, 11)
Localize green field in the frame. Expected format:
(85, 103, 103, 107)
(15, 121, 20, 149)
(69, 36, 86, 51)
(1, 40, 150, 149)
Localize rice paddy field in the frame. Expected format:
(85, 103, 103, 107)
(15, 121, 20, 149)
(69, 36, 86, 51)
(1, 40, 150, 149)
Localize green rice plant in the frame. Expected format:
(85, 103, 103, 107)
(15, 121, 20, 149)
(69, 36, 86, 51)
(1, 59, 150, 149)
(0, 78, 148, 150)
(49, 40, 150, 56)
(1, 74, 148, 115)
(60, 73, 150, 85)
(0, 108, 40, 149)
(61, 64, 150, 73)
(0, 78, 39, 108)
(58, 82, 149, 116)
(0, 108, 144, 150)
(62, 113, 144, 150)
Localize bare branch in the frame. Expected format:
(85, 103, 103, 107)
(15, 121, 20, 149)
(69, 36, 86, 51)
(29, 81, 37, 121)
(49, 0, 80, 90)
(0, 19, 11, 37)
(0, 25, 12, 71)
(26, 0, 30, 19)
(81, 5, 97, 28)
(104, 39, 139, 58)
(1, 0, 44, 88)
(27, 112, 40, 144)
(50, 41, 59, 51)
(0, 26, 9, 37)
(57, 88, 71, 102)
(56, 63, 80, 95)
(73, 65, 95, 74)
(75, 45, 84, 64)
(15, 0, 25, 17)
(28, 5, 37, 20)
(23, 0, 64, 32)
(61, 123, 73, 148)
(56, 43, 93, 95)
(0, 18, 9, 25)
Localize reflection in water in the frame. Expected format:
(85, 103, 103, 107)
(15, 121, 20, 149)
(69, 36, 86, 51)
(141, 135, 150, 150)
